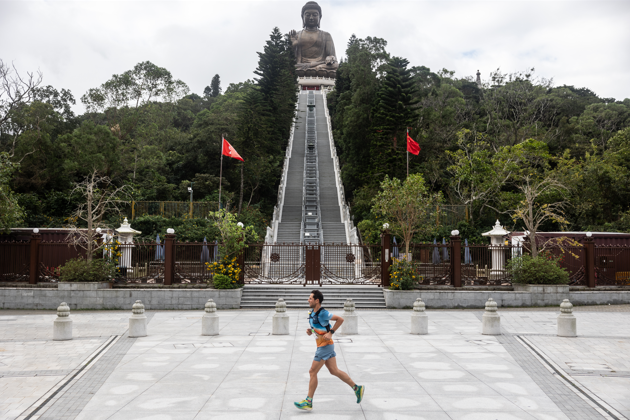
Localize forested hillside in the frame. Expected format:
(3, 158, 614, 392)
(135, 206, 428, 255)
(2, 32, 629, 243)
(0, 28, 297, 238)
(328, 36, 630, 243)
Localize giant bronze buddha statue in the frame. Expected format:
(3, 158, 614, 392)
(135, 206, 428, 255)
(289, 1, 338, 78)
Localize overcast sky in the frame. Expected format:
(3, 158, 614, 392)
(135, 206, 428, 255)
(1, 0, 629, 114)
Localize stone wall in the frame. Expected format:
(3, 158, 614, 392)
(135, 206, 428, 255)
(384, 288, 630, 309)
(0, 288, 242, 310)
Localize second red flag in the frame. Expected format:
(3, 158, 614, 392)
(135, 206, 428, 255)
(222, 138, 244, 161)
(406, 133, 420, 155)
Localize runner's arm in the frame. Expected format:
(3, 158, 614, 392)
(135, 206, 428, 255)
(323, 314, 344, 339)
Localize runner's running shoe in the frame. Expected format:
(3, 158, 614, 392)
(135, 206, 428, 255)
(294, 398, 313, 411)
(355, 385, 365, 403)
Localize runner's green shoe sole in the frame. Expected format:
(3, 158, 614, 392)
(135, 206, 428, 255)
(355, 385, 365, 403)
(294, 399, 313, 410)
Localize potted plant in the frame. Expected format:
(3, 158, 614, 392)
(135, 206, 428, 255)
(383, 257, 423, 308)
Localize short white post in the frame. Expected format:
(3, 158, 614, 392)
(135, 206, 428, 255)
(482, 298, 501, 335)
(410, 298, 428, 335)
(557, 299, 577, 337)
(202, 299, 219, 336)
(129, 300, 147, 338)
(272, 298, 289, 335)
(340, 299, 358, 335)
(53, 302, 72, 341)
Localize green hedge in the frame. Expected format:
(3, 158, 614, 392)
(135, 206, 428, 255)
(506, 254, 570, 285)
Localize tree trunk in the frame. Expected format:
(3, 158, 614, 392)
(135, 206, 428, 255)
(86, 181, 93, 263)
(528, 201, 537, 258)
(238, 162, 244, 217)
(530, 231, 538, 258)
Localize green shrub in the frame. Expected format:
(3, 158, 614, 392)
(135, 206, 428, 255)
(59, 258, 115, 282)
(212, 273, 235, 289)
(389, 257, 417, 290)
(506, 254, 569, 284)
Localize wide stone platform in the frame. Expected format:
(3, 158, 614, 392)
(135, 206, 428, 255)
(1, 306, 629, 420)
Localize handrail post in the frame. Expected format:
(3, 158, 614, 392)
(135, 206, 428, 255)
(451, 235, 462, 287)
(164, 233, 176, 285)
(381, 230, 391, 288)
(29, 232, 41, 284)
(584, 236, 596, 288)
(238, 248, 245, 285)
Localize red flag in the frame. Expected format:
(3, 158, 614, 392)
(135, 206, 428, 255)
(406, 133, 420, 155)
(222, 138, 244, 161)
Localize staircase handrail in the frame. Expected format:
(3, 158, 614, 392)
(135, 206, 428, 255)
(267, 101, 298, 244)
(321, 92, 359, 245)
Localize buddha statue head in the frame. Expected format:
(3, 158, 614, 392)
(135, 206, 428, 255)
(302, 1, 322, 29)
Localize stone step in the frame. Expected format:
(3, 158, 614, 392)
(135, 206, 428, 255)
(240, 284, 386, 308)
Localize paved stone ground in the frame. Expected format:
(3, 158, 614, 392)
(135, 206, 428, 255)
(0, 306, 629, 420)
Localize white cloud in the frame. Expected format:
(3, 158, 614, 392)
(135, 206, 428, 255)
(1, 0, 629, 114)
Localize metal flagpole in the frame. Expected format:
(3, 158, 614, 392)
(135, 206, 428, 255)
(406, 128, 409, 178)
(218, 136, 223, 211)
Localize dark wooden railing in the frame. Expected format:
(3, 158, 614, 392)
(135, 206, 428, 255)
(1, 231, 629, 287)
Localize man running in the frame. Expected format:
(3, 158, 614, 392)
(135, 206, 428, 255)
(294, 289, 364, 411)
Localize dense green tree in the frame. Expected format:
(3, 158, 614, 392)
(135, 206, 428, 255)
(370, 56, 418, 180)
(210, 74, 222, 97)
(328, 36, 388, 215)
(58, 121, 121, 179)
(81, 61, 189, 141)
(0, 152, 23, 232)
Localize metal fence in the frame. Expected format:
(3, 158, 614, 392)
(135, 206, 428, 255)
(115, 242, 217, 284)
(39, 242, 86, 282)
(131, 201, 219, 220)
(594, 245, 630, 286)
(320, 244, 381, 285)
(242, 244, 382, 285)
(2, 236, 629, 287)
(0, 240, 30, 282)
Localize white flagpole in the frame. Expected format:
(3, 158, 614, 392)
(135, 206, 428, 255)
(218, 137, 224, 211)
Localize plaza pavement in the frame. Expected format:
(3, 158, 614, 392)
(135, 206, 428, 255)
(0, 305, 629, 420)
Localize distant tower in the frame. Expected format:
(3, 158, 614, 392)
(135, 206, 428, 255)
(476, 70, 482, 87)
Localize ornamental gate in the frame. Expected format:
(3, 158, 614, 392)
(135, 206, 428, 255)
(243, 243, 382, 286)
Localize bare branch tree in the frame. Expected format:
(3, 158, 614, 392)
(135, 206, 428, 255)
(509, 175, 569, 258)
(0, 59, 43, 155)
(66, 170, 130, 262)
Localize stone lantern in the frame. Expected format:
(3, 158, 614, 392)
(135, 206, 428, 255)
(117, 218, 141, 272)
(482, 220, 510, 279)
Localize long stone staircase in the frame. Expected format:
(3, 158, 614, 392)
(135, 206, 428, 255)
(275, 94, 306, 244)
(252, 89, 384, 308)
(240, 285, 386, 309)
(275, 91, 347, 244)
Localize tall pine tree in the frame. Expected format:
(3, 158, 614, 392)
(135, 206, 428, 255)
(210, 74, 222, 97)
(371, 56, 418, 180)
(234, 27, 297, 214)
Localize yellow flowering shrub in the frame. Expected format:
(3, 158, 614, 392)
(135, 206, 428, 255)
(206, 256, 241, 289)
(388, 257, 417, 290)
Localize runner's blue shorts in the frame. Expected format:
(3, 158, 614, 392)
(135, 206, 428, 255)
(314, 344, 336, 362)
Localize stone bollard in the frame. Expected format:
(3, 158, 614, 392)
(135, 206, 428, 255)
(557, 299, 577, 337)
(410, 298, 428, 335)
(53, 302, 73, 341)
(340, 299, 358, 335)
(202, 299, 219, 336)
(272, 298, 289, 335)
(129, 300, 147, 338)
(482, 298, 501, 335)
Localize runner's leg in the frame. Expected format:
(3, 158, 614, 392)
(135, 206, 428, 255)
(308, 359, 326, 397)
(324, 357, 356, 388)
